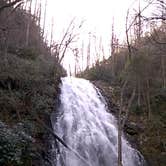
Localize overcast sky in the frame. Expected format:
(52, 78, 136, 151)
(45, 0, 135, 40)
(37, 0, 154, 74)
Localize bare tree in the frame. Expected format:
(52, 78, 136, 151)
(118, 78, 128, 166)
(50, 16, 54, 48)
(81, 41, 84, 71)
(125, 0, 155, 61)
(73, 48, 79, 75)
(33, 0, 38, 21)
(145, 0, 166, 88)
(42, 0, 47, 37)
(125, 9, 132, 62)
(25, 0, 32, 46)
(51, 19, 84, 64)
(86, 32, 91, 69)
(118, 77, 136, 166)
(111, 18, 116, 76)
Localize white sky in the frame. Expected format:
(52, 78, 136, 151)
(46, 0, 133, 40)
(37, 0, 155, 74)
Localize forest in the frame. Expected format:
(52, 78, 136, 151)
(0, 0, 65, 165)
(79, 1, 166, 165)
(0, 0, 165, 166)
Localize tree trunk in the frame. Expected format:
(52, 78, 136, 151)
(25, 0, 32, 46)
(111, 19, 115, 77)
(126, 9, 132, 62)
(42, 0, 47, 37)
(118, 79, 128, 166)
(86, 34, 91, 69)
(3, 29, 9, 67)
(161, 54, 165, 88)
(118, 112, 123, 166)
(137, 78, 141, 107)
(50, 17, 54, 47)
(33, 0, 38, 20)
(146, 79, 151, 120)
(81, 41, 84, 71)
(122, 88, 136, 127)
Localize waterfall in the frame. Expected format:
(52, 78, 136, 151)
(51, 77, 145, 166)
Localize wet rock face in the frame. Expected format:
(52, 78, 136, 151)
(123, 121, 145, 150)
(124, 122, 144, 136)
(92, 80, 119, 116)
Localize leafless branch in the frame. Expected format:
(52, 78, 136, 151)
(143, 16, 166, 21)
(150, 29, 166, 44)
(126, 0, 155, 32)
(54, 18, 83, 64)
(34, 114, 91, 166)
(0, 0, 23, 14)
(126, 9, 132, 61)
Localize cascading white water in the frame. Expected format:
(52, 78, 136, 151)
(51, 77, 145, 166)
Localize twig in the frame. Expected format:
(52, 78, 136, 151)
(0, 0, 22, 14)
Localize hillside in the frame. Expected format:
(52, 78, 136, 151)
(79, 25, 166, 166)
(0, 1, 66, 165)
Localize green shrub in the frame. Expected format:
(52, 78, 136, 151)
(0, 121, 34, 166)
(17, 48, 39, 60)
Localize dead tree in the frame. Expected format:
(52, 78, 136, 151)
(125, 9, 132, 62)
(125, 0, 155, 61)
(33, 0, 38, 20)
(118, 79, 128, 166)
(81, 41, 84, 71)
(111, 18, 116, 77)
(25, 0, 32, 46)
(52, 18, 84, 64)
(86, 32, 91, 69)
(118, 78, 136, 166)
(42, 0, 47, 37)
(145, 0, 166, 88)
(50, 16, 54, 48)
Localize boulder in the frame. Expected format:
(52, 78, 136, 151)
(124, 121, 144, 136)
